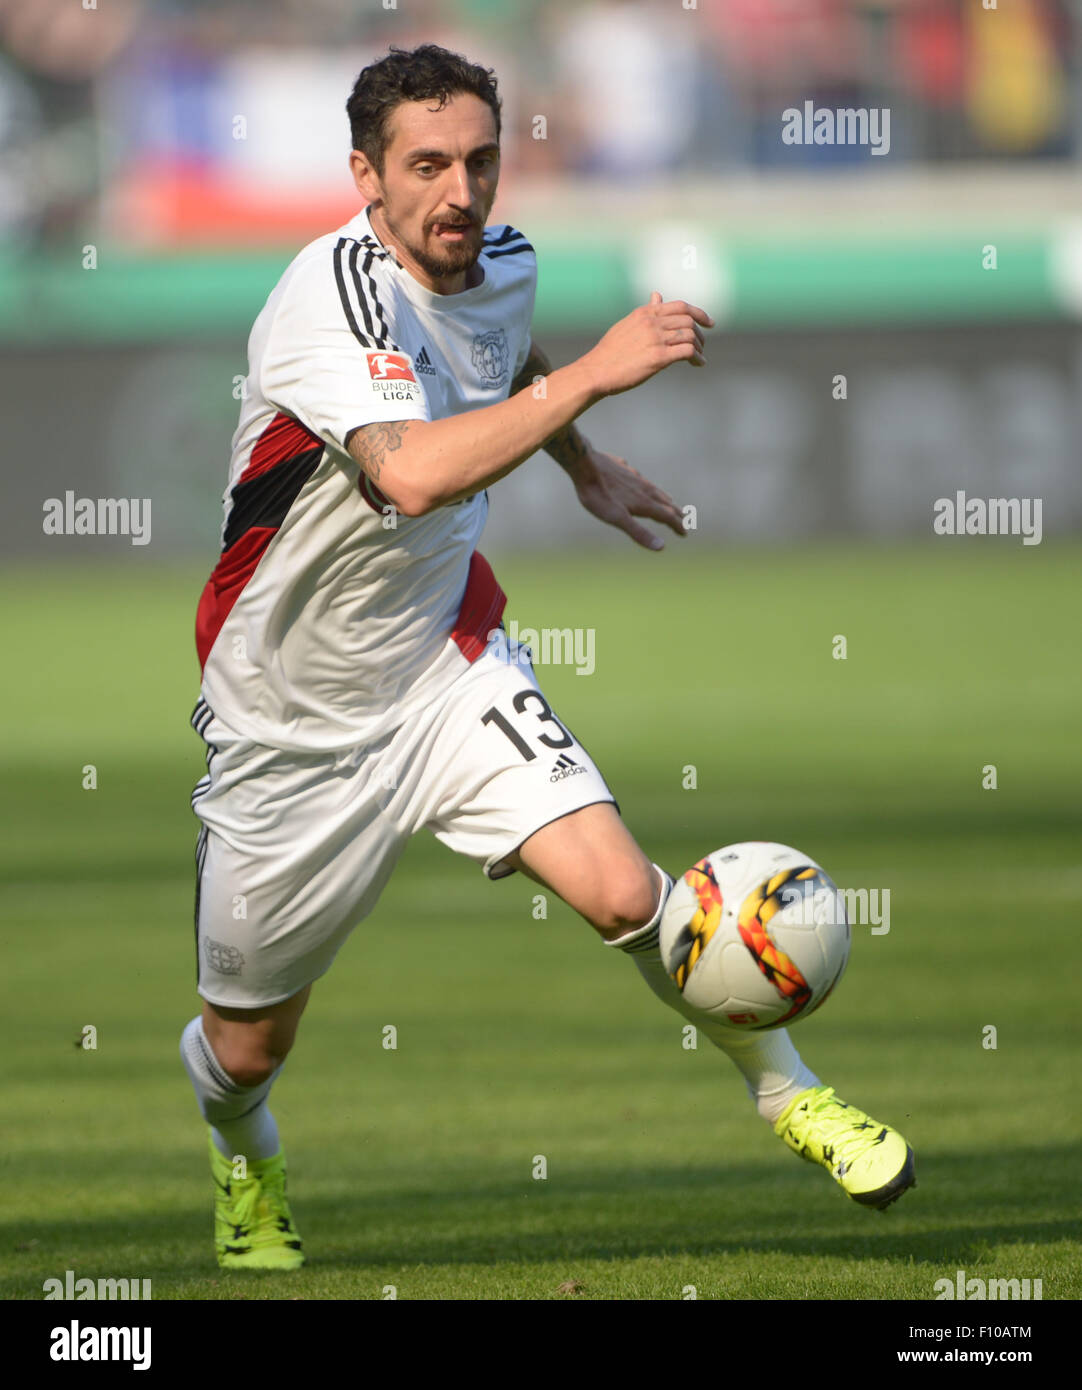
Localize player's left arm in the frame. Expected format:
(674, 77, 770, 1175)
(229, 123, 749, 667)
(510, 337, 687, 551)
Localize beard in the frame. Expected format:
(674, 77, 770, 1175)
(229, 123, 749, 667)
(385, 211, 483, 281)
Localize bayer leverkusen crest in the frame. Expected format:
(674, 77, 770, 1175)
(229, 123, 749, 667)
(471, 329, 509, 390)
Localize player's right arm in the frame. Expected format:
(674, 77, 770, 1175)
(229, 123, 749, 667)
(348, 292, 712, 517)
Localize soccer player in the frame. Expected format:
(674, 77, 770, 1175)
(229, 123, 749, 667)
(182, 44, 915, 1271)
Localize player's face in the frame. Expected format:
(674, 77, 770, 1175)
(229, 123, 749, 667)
(352, 92, 500, 294)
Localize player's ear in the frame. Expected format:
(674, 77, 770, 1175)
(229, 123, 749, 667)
(349, 149, 382, 203)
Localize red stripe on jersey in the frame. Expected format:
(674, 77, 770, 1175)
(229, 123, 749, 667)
(452, 550, 506, 663)
(195, 526, 277, 671)
(241, 412, 323, 484)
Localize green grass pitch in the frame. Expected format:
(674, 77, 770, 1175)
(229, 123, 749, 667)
(2, 542, 1080, 1301)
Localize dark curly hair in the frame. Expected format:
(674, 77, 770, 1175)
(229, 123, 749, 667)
(347, 44, 502, 175)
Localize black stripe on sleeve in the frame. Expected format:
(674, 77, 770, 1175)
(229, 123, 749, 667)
(361, 247, 391, 350)
(483, 241, 535, 259)
(483, 225, 525, 247)
(348, 240, 378, 346)
(333, 237, 373, 348)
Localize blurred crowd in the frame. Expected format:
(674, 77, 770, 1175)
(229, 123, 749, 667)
(0, 0, 1078, 248)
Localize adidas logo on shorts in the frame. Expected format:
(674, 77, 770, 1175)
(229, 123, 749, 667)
(414, 346, 437, 376)
(550, 754, 586, 783)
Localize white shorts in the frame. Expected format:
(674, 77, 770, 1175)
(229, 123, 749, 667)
(190, 635, 615, 1008)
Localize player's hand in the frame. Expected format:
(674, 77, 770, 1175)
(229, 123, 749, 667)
(580, 291, 713, 398)
(569, 445, 687, 551)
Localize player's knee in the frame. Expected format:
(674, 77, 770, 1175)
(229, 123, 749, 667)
(211, 1035, 291, 1089)
(221, 1051, 284, 1089)
(201, 986, 309, 1089)
(233, 1059, 282, 1088)
(586, 859, 661, 937)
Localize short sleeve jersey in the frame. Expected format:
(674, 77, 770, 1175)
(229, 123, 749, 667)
(195, 206, 537, 752)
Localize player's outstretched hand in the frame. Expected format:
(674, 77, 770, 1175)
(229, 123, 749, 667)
(569, 445, 686, 551)
(581, 291, 714, 398)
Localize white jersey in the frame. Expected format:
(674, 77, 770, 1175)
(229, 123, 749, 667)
(195, 205, 536, 752)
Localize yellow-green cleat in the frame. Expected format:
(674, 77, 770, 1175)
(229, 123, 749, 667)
(774, 1085, 916, 1210)
(209, 1131, 305, 1269)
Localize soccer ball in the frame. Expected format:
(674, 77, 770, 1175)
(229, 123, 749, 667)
(660, 842, 849, 1030)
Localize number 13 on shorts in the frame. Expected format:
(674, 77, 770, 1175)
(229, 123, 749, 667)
(481, 688, 573, 762)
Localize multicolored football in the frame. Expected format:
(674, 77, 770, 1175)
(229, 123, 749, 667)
(660, 842, 850, 1030)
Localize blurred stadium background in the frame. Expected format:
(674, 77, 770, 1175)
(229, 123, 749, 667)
(2, 0, 1080, 554)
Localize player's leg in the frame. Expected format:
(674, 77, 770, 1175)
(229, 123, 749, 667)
(505, 805, 823, 1121)
(201, 988, 312, 1087)
(179, 987, 311, 1271)
(507, 804, 915, 1210)
(183, 985, 312, 1157)
(424, 638, 914, 1209)
(182, 807, 323, 1272)
(185, 713, 410, 1269)
(503, 801, 658, 939)
(423, 648, 830, 1171)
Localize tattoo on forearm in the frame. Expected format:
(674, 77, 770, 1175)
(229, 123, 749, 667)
(510, 339, 590, 472)
(542, 422, 590, 472)
(346, 419, 409, 482)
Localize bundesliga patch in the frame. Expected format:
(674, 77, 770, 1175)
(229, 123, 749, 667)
(364, 350, 424, 405)
(366, 351, 417, 383)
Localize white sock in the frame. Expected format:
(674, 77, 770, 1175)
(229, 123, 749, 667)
(607, 867, 820, 1124)
(706, 1028, 820, 1125)
(180, 1015, 282, 1162)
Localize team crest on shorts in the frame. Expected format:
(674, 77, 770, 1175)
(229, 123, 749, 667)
(204, 937, 245, 975)
(471, 329, 509, 390)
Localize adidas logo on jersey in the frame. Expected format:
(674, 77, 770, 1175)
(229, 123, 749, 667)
(414, 346, 437, 376)
(550, 754, 585, 783)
